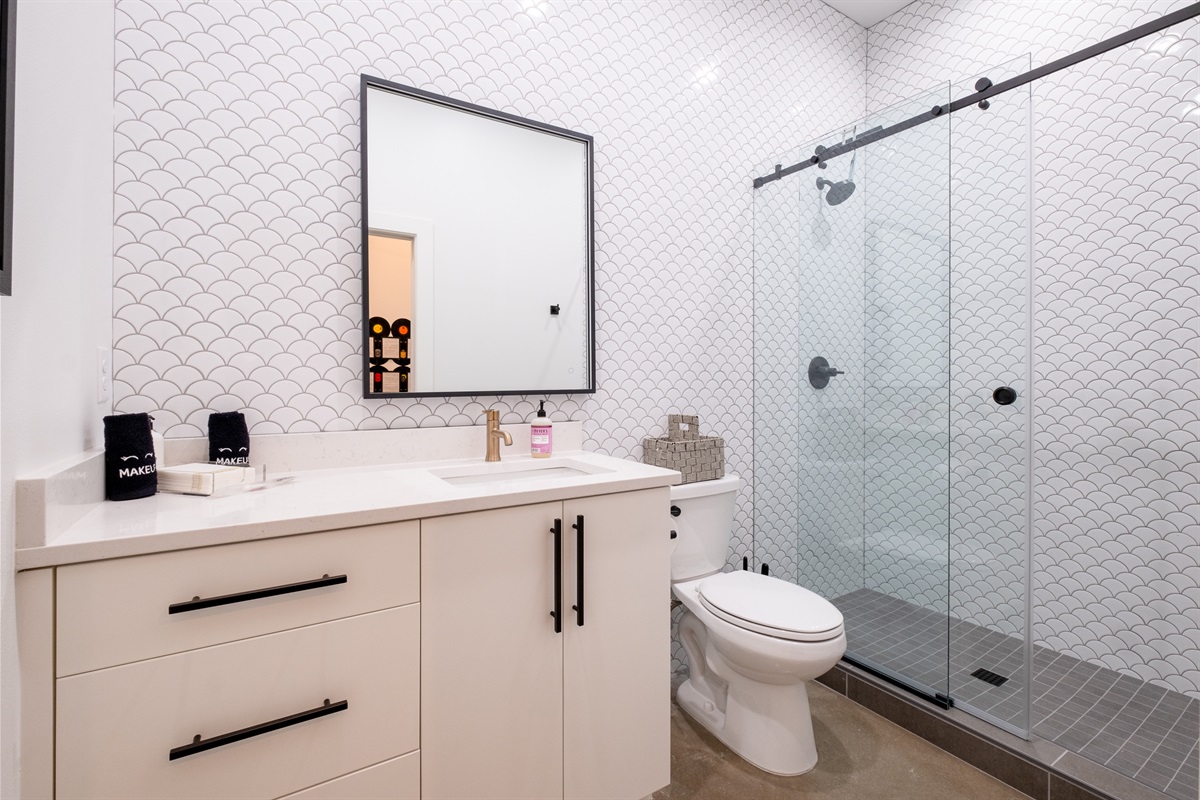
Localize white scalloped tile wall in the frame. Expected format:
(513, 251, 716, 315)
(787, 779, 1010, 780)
(107, 0, 1195, 700)
(868, 0, 1199, 698)
(108, 0, 867, 675)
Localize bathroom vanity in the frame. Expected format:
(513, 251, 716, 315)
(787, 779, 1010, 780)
(15, 424, 677, 800)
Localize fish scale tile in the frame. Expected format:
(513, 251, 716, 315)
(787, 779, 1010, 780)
(110, 0, 1196, 726)
(753, 6, 1195, 797)
(865, 0, 1199, 701)
(108, 0, 869, 677)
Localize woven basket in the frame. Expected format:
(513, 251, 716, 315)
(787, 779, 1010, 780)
(642, 414, 725, 483)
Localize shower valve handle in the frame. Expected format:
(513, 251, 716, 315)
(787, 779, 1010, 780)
(808, 357, 844, 389)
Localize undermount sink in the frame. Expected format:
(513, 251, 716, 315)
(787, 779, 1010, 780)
(431, 458, 612, 486)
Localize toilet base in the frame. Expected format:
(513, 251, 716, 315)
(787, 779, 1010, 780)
(676, 674, 819, 776)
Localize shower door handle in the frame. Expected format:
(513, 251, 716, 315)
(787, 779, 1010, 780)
(993, 386, 1017, 405)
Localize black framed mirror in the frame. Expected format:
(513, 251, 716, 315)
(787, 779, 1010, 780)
(359, 74, 595, 398)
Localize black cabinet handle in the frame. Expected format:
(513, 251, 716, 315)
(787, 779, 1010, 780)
(169, 698, 347, 761)
(169, 574, 348, 615)
(571, 515, 585, 627)
(551, 519, 562, 634)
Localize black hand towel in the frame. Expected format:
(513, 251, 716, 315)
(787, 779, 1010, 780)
(103, 413, 157, 501)
(209, 411, 250, 465)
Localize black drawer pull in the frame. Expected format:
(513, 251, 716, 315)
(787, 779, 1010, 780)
(169, 698, 348, 761)
(168, 574, 348, 614)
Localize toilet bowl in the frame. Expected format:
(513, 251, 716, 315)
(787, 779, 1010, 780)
(670, 475, 846, 776)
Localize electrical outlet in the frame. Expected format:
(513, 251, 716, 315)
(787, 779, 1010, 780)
(97, 346, 112, 404)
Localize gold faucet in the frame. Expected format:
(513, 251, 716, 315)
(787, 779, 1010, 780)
(485, 409, 513, 462)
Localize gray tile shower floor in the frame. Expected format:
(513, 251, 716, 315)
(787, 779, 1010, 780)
(835, 588, 1200, 800)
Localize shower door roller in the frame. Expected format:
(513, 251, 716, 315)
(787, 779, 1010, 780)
(808, 357, 844, 389)
(993, 386, 1017, 405)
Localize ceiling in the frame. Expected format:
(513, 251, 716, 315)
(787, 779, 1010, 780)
(820, 0, 919, 28)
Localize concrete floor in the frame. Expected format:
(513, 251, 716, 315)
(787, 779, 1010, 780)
(652, 681, 1030, 800)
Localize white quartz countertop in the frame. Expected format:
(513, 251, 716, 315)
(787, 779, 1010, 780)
(16, 451, 680, 569)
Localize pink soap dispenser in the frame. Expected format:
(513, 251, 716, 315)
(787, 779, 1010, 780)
(531, 400, 553, 458)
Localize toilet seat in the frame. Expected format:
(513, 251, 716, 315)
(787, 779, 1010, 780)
(697, 571, 844, 642)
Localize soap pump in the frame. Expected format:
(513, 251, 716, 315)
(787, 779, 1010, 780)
(531, 400, 553, 458)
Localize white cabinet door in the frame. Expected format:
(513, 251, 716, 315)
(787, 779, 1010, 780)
(421, 502, 564, 800)
(562, 488, 671, 800)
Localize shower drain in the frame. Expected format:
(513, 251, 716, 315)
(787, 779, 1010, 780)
(971, 668, 1010, 687)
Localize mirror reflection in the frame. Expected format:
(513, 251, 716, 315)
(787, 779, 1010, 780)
(361, 75, 594, 397)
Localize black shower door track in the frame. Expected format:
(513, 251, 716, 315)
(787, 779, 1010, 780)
(842, 653, 955, 710)
(752, 1, 1200, 189)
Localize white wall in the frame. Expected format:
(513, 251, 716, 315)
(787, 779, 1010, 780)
(0, 1, 116, 792)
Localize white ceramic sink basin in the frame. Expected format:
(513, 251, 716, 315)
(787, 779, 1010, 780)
(431, 458, 612, 486)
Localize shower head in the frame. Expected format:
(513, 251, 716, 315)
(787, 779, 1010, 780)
(816, 177, 856, 205)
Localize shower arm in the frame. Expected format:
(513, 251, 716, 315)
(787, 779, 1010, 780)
(846, 128, 857, 183)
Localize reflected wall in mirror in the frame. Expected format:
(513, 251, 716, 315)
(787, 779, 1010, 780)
(361, 74, 594, 397)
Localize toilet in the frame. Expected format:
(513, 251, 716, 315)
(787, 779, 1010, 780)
(671, 474, 846, 776)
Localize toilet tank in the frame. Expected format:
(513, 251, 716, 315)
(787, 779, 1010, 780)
(670, 474, 743, 582)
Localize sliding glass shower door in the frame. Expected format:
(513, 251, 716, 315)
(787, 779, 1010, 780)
(854, 81, 954, 705)
(752, 80, 954, 704)
(752, 64, 1031, 734)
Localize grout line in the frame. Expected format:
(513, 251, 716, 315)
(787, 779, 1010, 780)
(1052, 670, 1121, 743)
(1031, 658, 1102, 725)
(1129, 698, 1191, 783)
(1103, 690, 1170, 772)
(1075, 682, 1149, 754)
(1161, 738, 1198, 795)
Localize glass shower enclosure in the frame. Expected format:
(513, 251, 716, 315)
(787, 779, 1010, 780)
(752, 60, 1032, 735)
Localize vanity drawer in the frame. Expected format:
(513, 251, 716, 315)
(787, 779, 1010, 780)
(56, 605, 419, 800)
(277, 752, 419, 799)
(57, 521, 418, 676)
